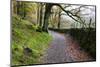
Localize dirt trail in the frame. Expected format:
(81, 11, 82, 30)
(41, 30, 93, 64)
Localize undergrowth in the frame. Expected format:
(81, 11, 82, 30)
(69, 28, 96, 59)
(11, 15, 52, 66)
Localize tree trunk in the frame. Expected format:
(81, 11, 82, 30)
(17, 1, 20, 15)
(58, 11, 61, 29)
(22, 2, 26, 19)
(42, 3, 53, 32)
(37, 3, 40, 24)
(12, 0, 17, 15)
(39, 3, 43, 27)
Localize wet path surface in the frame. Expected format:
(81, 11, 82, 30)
(42, 30, 73, 63)
(41, 30, 93, 64)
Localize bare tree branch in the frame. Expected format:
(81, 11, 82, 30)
(53, 4, 86, 26)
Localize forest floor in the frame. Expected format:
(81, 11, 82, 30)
(41, 30, 94, 64)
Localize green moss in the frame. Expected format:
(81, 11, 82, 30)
(11, 15, 52, 66)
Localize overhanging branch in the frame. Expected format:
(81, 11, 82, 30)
(53, 4, 86, 26)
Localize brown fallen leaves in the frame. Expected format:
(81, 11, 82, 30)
(65, 34, 93, 62)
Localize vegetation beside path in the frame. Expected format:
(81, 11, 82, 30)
(49, 28, 96, 59)
(12, 15, 52, 65)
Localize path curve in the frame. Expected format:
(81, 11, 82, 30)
(41, 30, 93, 64)
(42, 30, 73, 63)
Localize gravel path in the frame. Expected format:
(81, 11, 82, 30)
(42, 30, 73, 63)
(41, 30, 93, 64)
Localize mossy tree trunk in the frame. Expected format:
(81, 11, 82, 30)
(39, 3, 43, 27)
(58, 8, 61, 29)
(42, 3, 53, 32)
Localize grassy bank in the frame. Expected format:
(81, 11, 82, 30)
(11, 15, 52, 66)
